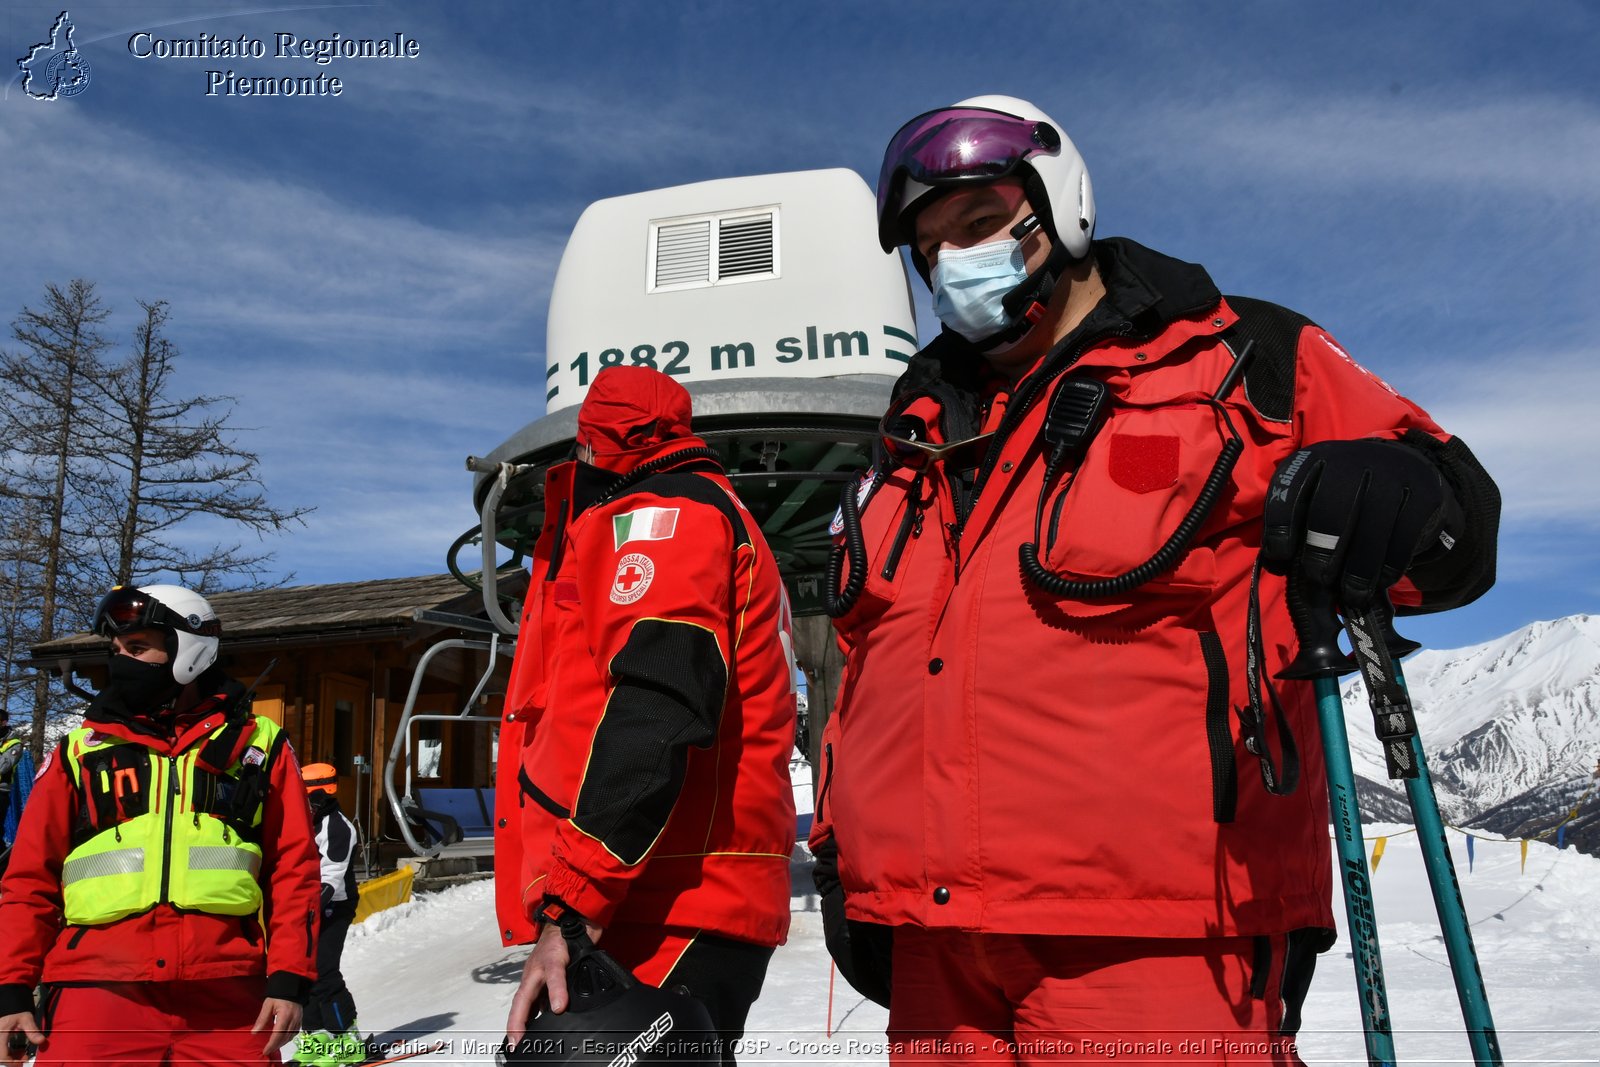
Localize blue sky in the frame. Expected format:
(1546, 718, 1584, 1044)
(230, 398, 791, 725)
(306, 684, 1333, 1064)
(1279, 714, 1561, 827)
(2, 0, 1596, 652)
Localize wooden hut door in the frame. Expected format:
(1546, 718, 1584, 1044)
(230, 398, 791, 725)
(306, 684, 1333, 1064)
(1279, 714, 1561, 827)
(318, 673, 371, 804)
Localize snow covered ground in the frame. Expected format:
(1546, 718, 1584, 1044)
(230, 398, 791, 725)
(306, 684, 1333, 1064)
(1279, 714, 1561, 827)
(333, 832, 1597, 1065)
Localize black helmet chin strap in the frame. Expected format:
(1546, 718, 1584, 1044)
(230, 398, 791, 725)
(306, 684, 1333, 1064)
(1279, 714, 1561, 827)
(909, 184, 1089, 354)
(970, 237, 1076, 353)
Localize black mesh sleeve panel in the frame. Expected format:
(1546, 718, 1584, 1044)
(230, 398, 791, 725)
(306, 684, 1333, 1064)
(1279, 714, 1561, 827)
(1222, 295, 1316, 424)
(570, 619, 729, 865)
(1394, 429, 1501, 614)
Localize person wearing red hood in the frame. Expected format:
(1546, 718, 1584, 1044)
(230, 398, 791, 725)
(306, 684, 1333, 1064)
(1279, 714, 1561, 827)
(0, 583, 321, 1066)
(499, 366, 797, 1064)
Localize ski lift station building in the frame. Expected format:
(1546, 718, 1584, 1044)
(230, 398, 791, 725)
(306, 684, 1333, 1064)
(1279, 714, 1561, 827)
(380, 169, 918, 861)
(461, 167, 917, 621)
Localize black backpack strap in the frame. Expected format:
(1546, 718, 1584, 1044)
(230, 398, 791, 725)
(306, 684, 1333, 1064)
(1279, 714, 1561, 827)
(1220, 295, 1317, 424)
(1212, 298, 1314, 815)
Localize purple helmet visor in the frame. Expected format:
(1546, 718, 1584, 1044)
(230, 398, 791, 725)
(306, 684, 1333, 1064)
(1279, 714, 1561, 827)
(876, 107, 1061, 249)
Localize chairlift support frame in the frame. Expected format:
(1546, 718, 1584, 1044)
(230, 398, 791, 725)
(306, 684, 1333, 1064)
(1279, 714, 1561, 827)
(384, 630, 509, 858)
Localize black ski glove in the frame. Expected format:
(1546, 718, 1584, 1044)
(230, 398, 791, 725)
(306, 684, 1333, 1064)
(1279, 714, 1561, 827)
(1262, 438, 1455, 608)
(810, 833, 893, 1008)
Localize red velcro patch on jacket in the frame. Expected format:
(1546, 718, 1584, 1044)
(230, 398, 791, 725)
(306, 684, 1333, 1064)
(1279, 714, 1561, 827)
(554, 580, 580, 604)
(1108, 434, 1180, 494)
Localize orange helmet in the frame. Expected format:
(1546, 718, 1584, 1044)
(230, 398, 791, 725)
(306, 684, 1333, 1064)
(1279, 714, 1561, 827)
(303, 763, 337, 795)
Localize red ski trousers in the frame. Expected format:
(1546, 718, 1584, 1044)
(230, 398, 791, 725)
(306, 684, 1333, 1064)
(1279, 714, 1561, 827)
(33, 977, 273, 1065)
(886, 929, 1308, 1066)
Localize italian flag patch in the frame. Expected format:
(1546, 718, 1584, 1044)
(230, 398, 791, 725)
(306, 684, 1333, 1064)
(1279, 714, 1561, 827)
(613, 506, 679, 550)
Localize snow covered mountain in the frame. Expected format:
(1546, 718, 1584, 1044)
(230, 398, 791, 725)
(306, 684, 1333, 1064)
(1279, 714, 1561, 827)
(1341, 614, 1600, 854)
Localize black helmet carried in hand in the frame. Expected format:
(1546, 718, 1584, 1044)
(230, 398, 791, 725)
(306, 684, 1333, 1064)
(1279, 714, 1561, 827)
(497, 935, 718, 1065)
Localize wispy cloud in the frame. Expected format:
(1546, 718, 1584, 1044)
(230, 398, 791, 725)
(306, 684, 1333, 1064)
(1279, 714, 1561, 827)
(0, 94, 552, 588)
(1419, 348, 1600, 530)
(0, 105, 556, 351)
(1121, 89, 1600, 204)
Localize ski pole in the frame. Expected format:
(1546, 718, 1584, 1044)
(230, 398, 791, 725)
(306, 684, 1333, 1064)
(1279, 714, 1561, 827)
(1280, 573, 1397, 1067)
(1343, 603, 1503, 1067)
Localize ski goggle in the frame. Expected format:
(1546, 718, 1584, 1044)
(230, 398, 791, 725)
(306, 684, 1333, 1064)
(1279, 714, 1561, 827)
(877, 411, 995, 471)
(93, 586, 219, 638)
(877, 107, 1061, 248)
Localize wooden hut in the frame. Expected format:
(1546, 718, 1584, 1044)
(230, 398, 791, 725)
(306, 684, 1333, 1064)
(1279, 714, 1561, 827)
(23, 573, 519, 867)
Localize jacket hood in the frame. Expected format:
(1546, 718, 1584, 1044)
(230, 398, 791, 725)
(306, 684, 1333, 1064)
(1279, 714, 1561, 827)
(576, 366, 699, 475)
(1090, 235, 1221, 336)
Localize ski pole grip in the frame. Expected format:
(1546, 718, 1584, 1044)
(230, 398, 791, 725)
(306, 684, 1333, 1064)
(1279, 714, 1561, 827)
(1376, 591, 1422, 658)
(1278, 567, 1353, 679)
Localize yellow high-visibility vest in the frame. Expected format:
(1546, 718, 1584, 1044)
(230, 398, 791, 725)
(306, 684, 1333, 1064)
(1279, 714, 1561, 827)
(59, 715, 281, 926)
(0, 736, 21, 782)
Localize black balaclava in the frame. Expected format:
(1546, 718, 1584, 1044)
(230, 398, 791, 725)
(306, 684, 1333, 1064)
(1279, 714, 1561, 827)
(102, 651, 183, 716)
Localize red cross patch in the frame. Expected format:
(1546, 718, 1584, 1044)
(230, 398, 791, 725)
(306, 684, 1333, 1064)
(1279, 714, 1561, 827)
(610, 552, 655, 605)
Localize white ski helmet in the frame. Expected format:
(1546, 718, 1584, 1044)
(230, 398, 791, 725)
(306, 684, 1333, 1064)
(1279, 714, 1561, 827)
(93, 583, 221, 685)
(876, 94, 1096, 262)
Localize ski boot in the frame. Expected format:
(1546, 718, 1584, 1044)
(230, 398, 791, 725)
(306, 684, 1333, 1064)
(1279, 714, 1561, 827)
(290, 1024, 370, 1067)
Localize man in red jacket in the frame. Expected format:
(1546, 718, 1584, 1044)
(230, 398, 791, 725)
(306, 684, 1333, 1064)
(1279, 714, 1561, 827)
(812, 95, 1500, 1064)
(500, 366, 797, 1064)
(0, 584, 321, 1066)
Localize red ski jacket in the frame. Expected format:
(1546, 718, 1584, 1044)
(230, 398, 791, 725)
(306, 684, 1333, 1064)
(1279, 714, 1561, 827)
(812, 238, 1498, 940)
(0, 678, 321, 1014)
(496, 375, 796, 948)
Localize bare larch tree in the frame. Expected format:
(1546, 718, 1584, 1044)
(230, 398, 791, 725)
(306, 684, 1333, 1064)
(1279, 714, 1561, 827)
(0, 280, 113, 759)
(2, 282, 310, 759)
(82, 298, 311, 591)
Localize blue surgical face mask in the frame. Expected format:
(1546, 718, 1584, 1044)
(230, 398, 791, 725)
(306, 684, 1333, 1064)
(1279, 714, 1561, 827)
(930, 238, 1029, 343)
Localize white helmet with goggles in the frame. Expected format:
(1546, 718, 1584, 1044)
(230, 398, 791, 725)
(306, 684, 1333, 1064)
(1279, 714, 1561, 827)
(93, 584, 221, 685)
(877, 95, 1096, 352)
(876, 94, 1095, 262)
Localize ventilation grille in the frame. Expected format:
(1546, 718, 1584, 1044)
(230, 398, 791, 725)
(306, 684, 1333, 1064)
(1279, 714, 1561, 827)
(653, 220, 712, 288)
(649, 208, 778, 291)
(717, 214, 774, 277)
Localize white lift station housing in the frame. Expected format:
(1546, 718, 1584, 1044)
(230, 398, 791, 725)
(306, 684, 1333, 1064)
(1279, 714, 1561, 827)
(463, 168, 921, 618)
(397, 169, 918, 859)
(543, 167, 917, 412)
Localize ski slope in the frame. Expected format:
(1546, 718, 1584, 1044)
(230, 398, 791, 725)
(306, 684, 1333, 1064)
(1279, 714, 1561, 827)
(331, 834, 1597, 1065)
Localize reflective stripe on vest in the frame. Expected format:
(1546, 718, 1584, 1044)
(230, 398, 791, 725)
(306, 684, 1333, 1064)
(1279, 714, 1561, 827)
(60, 717, 278, 926)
